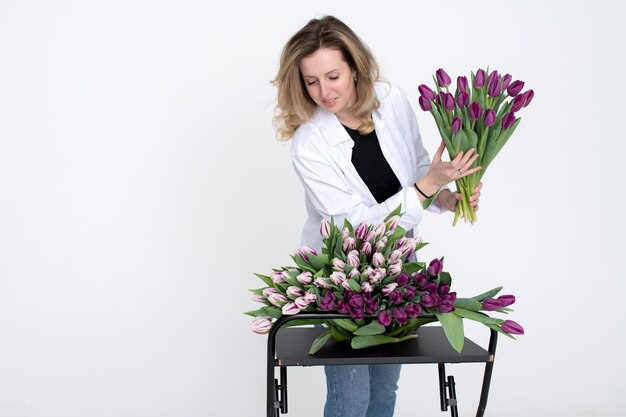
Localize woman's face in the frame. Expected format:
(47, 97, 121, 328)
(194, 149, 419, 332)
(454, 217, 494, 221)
(299, 48, 357, 120)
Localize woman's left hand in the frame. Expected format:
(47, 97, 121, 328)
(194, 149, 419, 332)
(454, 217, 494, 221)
(436, 182, 483, 212)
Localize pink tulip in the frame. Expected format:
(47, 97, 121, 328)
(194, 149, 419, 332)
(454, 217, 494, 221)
(262, 288, 278, 297)
(296, 271, 313, 285)
(251, 318, 272, 334)
(372, 252, 385, 268)
(320, 218, 331, 239)
(385, 215, 400, 232)
(332, 258, 346, 271)
(361, 282, 374, 293)
(388, 260, 402, 276)
(381, 283, 398, 296)
(360, 241, 373, 256)
(271, 271, 285, 284)
(389, 249, 402, 262)
(304, 291, 317, 303)
(347, 268, 361, 280)
(343, 237, 356, 252)
(314, 277, 331, 289)
(251, 294, 267, 303)
(294, 296, 309, 309)
(368, 268, 386, 284)
(286, 286, 304, 298)
(268, 293, 288, 307)
(355, 222, 368, 240)
(330, 271, 347, 285)
(347, 250, 360, 267)
(281, 302, 301, 316)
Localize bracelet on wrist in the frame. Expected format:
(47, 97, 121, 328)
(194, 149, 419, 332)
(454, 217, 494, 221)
(413, 183, 433, 199)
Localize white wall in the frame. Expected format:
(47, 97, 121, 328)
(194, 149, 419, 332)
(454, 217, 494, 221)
(1, 1, 624, 416)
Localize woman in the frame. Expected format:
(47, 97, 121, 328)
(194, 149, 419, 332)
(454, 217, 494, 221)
(272, 16, 482, 417)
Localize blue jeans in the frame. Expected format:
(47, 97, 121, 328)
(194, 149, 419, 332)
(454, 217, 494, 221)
(324, 364, 402, 417)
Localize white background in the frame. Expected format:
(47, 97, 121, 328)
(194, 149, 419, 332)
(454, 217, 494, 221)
(1, 1, 625, 416)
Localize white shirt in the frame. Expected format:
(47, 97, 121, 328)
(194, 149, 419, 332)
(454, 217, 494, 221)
(290, 82, 444, 251)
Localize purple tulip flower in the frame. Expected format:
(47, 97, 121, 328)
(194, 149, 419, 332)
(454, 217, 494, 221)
(451, 117, 462, 134)
(389, 290, 404, 305)
(502, 112, 516, 129)
(474, 69, 485, 88)
(488, 73, 501, 98)
(348, 293, 364, 309)
(497, 294, 516, 307)
(502, 74, 512, 91)
(468, 102, 483, 120)
(436, 68, 452, 87)
(457, 76, 468, 92)
(419, 96, 432, 112)
(483, 109, 496, 127)
(456, 91, 469, 108)
(487, 70, 499, 88)
(501, 320, 524, 335)
(365, 298, 379, 314)
(360, 241, 372, 256)
(392, 307, 408, 325)
(404, 285, 417, 300)
(427, 258, 443, 276)
(395, 273, 410, 286)
(522, 89, 534, 107)
(320, 291, 337, 310)
(438, 283, 450, 295)
(443, 93, 455, 111)
(511, 94, 525, 112)
(438, 300, 455, 313)
(507, 80, 525, 97)
(377, 310, 392, 327)
(336, 300, 350, 314)
(406, 303, 422, 318)
(418, 84, 436, 100)
(482, 297, 503, 311)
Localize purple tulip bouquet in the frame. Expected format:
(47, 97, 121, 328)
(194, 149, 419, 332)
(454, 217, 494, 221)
(247, 207, 523, 354)
(418, 67, 534, 225)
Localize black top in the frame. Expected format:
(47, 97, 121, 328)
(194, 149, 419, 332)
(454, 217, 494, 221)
(343, 125, 401, 203)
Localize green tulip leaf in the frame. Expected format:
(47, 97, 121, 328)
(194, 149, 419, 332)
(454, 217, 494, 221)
(453, 307, 501, 325)
(353, 321, 386, 336)
(351, 334, 417, 349)
(453, 298, 483, 311)
(309, 330, 332, 355)
(330, 319, 358, 333)
(470, 286, 502, 302)
(435, 312, 465, 353)
(254, 273, 274, 287)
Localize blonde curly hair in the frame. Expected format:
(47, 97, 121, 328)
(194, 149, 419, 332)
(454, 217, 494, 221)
(272, 16, 381, 140)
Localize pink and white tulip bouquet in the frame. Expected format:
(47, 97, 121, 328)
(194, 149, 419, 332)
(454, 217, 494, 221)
(247, 207, 523, 354)
(419, 67, 534, 225)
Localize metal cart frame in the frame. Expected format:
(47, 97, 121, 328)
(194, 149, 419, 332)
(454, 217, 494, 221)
(266, 313, 498, 417)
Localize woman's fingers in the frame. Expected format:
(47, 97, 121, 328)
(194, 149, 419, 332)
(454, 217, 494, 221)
(433, 140, 446, 162)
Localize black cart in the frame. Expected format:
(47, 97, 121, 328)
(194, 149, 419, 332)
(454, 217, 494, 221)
(266, 313, 498, 417)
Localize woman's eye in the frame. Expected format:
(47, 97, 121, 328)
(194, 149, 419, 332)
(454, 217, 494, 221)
(329, 76, 339, 81)
(306, 80, 317, 86)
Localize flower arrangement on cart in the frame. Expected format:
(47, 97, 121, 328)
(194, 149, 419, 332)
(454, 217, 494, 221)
(246, 206, 523, 354)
